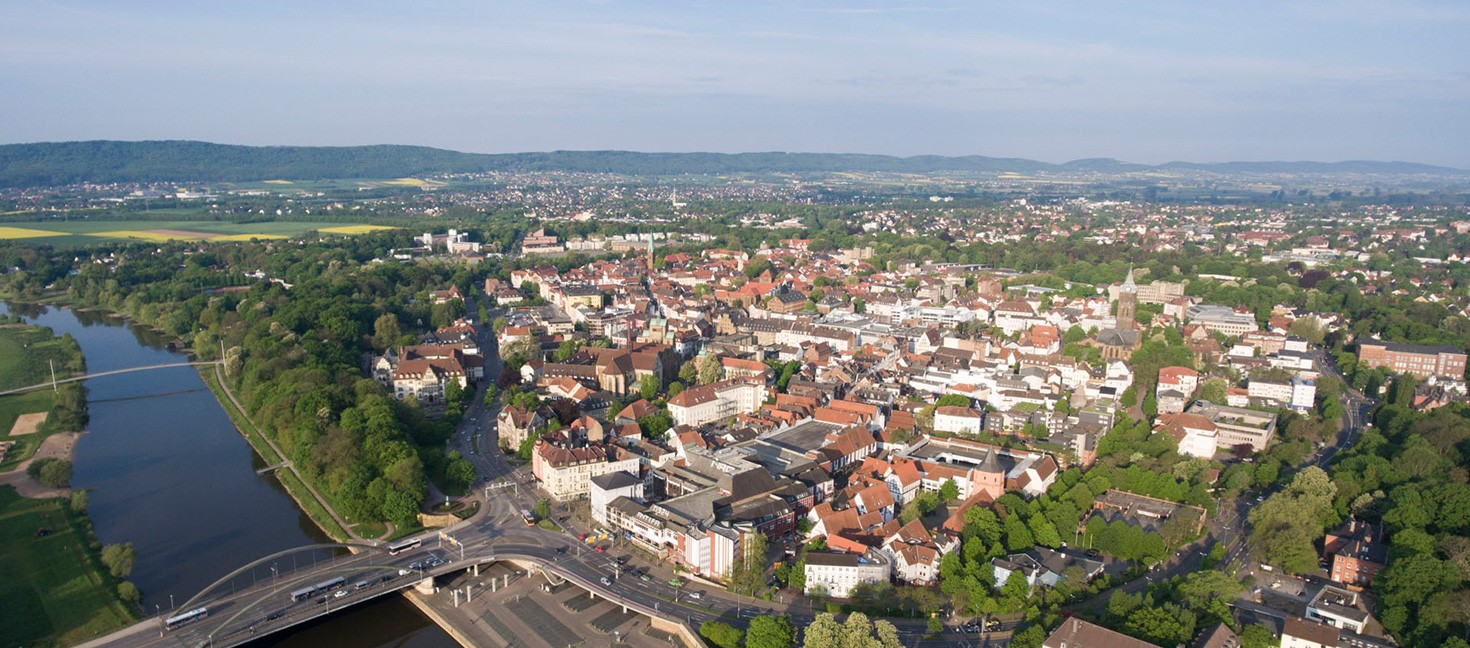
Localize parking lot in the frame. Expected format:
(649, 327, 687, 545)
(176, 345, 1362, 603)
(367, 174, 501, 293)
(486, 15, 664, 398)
(438, 563, 685, 647)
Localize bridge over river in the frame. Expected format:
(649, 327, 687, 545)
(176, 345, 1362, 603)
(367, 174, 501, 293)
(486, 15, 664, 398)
(0, 361, 223, 397)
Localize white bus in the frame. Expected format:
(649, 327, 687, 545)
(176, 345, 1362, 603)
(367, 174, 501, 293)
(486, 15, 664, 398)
(165, 607, 208, 630)
(387, 537, 422, 555)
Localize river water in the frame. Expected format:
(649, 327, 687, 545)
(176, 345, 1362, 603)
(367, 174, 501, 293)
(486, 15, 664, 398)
(1, 302, 454, 648)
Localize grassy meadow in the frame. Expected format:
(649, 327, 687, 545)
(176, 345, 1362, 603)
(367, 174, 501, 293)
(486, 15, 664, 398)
(0, 486, 137, 648)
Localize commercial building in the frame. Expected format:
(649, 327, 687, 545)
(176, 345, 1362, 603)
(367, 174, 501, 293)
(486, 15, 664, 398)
(803, 551, 890, 598)
(1187, 304, 1259, 338)
(1357, 339, 1467, 379)
(668, 379, 765, 428)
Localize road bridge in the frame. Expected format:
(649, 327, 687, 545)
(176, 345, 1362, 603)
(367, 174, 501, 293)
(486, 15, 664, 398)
(0, 361, 223, 396)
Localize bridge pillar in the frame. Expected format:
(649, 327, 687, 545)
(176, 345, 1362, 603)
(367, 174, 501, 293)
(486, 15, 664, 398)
(415, 577, 435, 595)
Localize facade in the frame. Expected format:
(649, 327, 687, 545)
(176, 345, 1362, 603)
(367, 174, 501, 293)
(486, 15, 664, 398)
(1187, 304, 1259, 337)
(1324, 519, 1387, 587)
(532, 441, 641, 500)
(803, 551, 890, 598)
(934, 406, 984, 435)
(668, 379, 765, 428)
(1115, 269, 1139, 329)
(1357, 339, 1467, 379)
(590, 471, 644, 526)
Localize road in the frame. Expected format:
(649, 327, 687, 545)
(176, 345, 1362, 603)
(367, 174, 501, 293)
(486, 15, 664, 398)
(1067, 350, 1375, 614)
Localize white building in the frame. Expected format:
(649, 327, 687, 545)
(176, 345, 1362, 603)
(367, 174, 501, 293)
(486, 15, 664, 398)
(804, 551, 890, 598)
(933, 406, 984, 435)
(1291, 376, 1317, 412)
(667, 379, 765, 428)
(590, 471, 643, 526)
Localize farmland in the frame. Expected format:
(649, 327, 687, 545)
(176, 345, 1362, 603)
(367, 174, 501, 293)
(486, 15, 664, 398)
(0, 221, 396, 246)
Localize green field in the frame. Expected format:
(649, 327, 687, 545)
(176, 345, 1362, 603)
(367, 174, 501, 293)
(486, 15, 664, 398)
(0, 325, 80, 391)
(0, 220, 396, 246)
(0, 392, 56, 471)
(0, 486, 136, 648)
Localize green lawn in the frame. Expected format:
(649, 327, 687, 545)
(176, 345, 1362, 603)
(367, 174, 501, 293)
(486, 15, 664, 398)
(0, 392, 56, 471)
(0, 325, 80, 391)
(0, 486, 136, 648)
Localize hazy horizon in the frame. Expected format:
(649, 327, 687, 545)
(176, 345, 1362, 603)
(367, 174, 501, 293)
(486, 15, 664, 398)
(2, 1, 1467, 167)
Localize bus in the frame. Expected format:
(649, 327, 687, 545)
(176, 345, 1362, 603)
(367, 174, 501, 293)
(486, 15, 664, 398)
(290, 576, 346, 602)
(165, 607, 208, 630)
(387, 537, 422, 555)
(521, 509, 536, 526)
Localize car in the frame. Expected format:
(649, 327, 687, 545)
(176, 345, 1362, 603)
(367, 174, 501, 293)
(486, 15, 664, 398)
(333, 589, 348, 598)
(355, 581, 369, 590)
(668, 577, 686, 588)
(382, 574, 397, 582)
(266, 612, 284, 621)
(687, 591, 703, 600)
(555, 546, 567, 554)
(640, 573, 652, 582)
(409, 561, 425, 570)
(616, 556, 628, 564)
(600, 576, 613, 586)
(595, 545, 607, 553)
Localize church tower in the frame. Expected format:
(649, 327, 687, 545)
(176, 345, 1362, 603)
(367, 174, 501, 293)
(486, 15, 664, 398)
(1117, 268, 1139, 330)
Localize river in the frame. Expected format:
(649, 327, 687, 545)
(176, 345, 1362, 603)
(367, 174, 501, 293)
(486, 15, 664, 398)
(0, 302, 455, 648)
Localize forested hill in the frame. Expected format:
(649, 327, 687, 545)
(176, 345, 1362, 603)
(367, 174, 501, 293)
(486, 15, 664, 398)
(0, 140, 1465, 187)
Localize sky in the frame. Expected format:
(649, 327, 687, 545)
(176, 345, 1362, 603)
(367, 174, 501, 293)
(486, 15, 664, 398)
(2, 1, 1468, 167)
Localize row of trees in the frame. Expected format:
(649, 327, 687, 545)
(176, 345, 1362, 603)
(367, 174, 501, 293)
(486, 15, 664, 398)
(40, 235, 495, 532)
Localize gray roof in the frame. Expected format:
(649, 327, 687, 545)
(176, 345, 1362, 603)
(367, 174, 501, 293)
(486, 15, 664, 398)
(590, 471, 642, 491)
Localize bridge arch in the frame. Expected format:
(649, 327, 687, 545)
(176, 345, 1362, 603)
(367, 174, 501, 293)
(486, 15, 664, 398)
(179, 542, 381, 611)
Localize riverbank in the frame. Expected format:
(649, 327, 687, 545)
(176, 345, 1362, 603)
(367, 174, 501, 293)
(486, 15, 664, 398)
(0, 486, 136, 648)
(0, 431, 81, 498)
(198, 366, 355, 543)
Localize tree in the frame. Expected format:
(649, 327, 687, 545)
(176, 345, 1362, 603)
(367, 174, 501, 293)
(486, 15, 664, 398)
(638, 411, 673, 441)
(1239, 625, 1276, 648)
(117, 581, 140, 605)
(939, 479, 960, 502)
(533, 498, 551, 520)
(679, 361, 698, 384)
(69, 489, 88, 513)
(745, 257, 774, 279)
(27, 457, 71, 488)
(803, 613, 843, 648)
(668, 381, 684, 397)
(1199, 378, 1228, 404)
(101, 543, 136, 579)
(372, 313, 401, 352)
(727, 532, 769, 596)
(697, 354, 725, 385)
(747, 614, 798, 648)
(700, 621, 744, 648)
(639, 374, 661, 400)
(492, 316, 509, 333)
(1121, 386, 1137, 408)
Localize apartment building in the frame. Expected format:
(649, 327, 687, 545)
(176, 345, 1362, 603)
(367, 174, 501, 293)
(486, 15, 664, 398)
(1357, 338, 1467, 379)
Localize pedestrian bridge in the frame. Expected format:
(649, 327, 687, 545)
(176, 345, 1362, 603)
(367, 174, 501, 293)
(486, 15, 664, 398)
(0, 360, 223, 396)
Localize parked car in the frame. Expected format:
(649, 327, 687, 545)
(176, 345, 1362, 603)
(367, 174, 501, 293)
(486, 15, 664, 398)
(600, 576, 612, 586)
